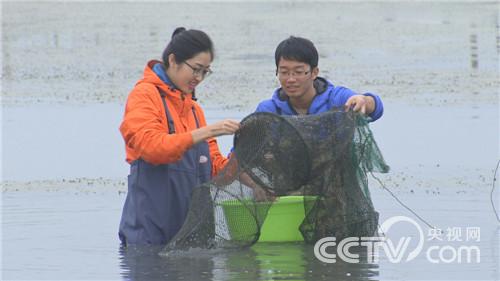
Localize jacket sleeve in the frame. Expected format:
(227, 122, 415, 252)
(193, 104, 229, 176)
(208, 138, 229, 177)
(119, 85, 194, 165)
(255, 99, 277, 113)
(363, 92, 384, 122)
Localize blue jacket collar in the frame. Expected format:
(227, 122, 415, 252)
(152, 62, 198, 100)
(152, 63, 177, 90)
(272, 77, 332, 114)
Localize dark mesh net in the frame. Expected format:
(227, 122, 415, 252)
(161, 108, 389, 254)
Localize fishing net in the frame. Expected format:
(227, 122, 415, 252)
(161, 108, 389, 253)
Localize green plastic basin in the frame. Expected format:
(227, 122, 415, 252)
(220, 196, 318, 242)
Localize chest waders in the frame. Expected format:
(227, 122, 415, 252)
(119, 87, 212, 245)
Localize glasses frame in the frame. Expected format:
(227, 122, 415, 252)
(183, 61, 213, 79)
(276, 69, 312, 80)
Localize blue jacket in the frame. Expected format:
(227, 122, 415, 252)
(255, 77, 383, 121)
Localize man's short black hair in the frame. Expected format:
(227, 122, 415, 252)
(275, 36, 318, 69)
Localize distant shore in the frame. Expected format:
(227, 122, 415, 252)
(2, 1, 498, 109)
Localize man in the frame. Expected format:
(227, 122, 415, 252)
(256, 36, 383, 119)
(253, 36, 385, 241)
(240, 36, 385, 201)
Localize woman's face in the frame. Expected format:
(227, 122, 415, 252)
(167, 51, 212, 94)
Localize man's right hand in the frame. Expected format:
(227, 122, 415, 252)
(253, 185, 276, 202)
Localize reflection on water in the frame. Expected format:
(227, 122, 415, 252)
(119, 243, 379, 281)
(119, 245, 215, 280)
(2, 181, 499, 280)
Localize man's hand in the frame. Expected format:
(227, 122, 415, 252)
(252, 185, 276, 202)
(344, 95, 375, 115)
(239, 172, 276, 202)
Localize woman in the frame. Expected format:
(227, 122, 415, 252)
(118, 27, 240, 245)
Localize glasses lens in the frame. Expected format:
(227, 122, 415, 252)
(184, 61, 212, 78)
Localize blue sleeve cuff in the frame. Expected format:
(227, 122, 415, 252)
(363, 93, 384, 122)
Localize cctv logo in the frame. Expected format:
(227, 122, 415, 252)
(314, 236, 388, 264)
(314, 216, 425, 264)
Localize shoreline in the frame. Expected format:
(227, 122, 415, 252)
(2, 164, 496, 195)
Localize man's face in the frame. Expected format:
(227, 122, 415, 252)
(277, 58, 318, 99)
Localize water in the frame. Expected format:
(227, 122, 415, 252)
(2, 191, 123, 280)
(120, 243, 380, 281)
(3, 102, 497, 182)
(2, 182, 498, 280)
(2, 104, 499, 280)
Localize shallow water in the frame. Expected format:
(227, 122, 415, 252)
(2, 102, 497, 182)
(2, 104, 499, 280)
(3, 183, 499, 280)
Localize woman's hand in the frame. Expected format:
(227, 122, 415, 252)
(207, 119, 240, 137)
(191, 119, 240, 144)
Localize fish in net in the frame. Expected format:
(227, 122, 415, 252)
(161, 108, 389, 254)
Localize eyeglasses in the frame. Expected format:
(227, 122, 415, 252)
(183, 61, 213, 79)
(277, 69, 311, 79)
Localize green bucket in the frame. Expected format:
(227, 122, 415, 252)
(220, 196, 318, 242)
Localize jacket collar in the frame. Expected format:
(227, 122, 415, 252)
(152, 62, 177, 90)
(272, 77, 332, 114)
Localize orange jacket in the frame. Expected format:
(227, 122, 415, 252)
(120, 60, 229, 177)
